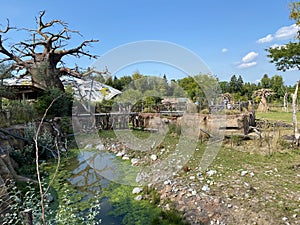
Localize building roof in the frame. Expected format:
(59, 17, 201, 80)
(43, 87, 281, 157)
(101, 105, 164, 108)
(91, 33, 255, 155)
(3, 76, 122, 102)
(61, 76, 122, 101)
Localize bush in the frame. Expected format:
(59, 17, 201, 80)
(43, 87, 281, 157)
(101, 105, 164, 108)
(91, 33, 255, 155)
(167, 122, 181, 136)
(10, 122, 59, 170)
(34, 88, 73, 117)
(200, 108, 210, 114)
(3, 100, 35, 125)
(0, 181, 102, 225)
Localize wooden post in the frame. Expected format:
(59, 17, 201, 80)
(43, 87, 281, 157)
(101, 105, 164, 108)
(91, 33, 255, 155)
(292, 81, 300, 145)
(22, 209, 33, 225)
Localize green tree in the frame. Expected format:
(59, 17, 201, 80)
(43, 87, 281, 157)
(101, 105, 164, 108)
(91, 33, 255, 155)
(243, 82, 258, 100)
(270, 75, 285, 99)
(261, 74, 271, 88)
(229, 75, 238, 93)
(237, 75, 244, 93)
(178, 76, 200, 101)
(178, 74, 219, 106)
(228, 74, 244, 95)
(132, 71, 143, 80)
(119, 76, 133, 90)
(105, 76, 113, 87)
(219, 81, 230, 94)
(266, 1, 300, 141)
(34, 88, 73, 117)
(168, 80, 186, 97)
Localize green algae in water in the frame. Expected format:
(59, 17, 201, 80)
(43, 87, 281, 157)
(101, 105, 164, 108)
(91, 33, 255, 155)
(102, 183, 189, 225)
(45, 148, 189, 225)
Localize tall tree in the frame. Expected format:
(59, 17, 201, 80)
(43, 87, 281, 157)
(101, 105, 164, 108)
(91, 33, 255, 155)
(237, 75, 244, 93)
(260, 74, 271, 88)
(270, 75, 285, 99)
(229, 75, 238, 93)
(0, 11, 99, 92)
(119, 76, 133, 90)
(266, 1, 300, 143)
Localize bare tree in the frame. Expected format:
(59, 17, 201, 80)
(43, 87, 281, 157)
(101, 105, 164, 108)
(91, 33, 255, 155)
(292, 81, 300, 145)
(0, 10, 104, 92)
(283, 91, 288, 112)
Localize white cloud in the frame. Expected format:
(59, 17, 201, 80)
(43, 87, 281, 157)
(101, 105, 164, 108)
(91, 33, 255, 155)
(275, 24, 298, 40)
(242, 51, 259, 63)
(257, 24, 299, 44)
(238, 62, 257, 69)
(257, 34, 273, 43)
(221, 48, 228, 53)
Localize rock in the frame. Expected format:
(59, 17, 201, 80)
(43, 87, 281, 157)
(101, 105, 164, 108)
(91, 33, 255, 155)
(189, 176, 195, 180)
(150, 154, 157, 161)
(131, 158, 139, 166)
(202, 185, 210, 192)
(84, 143, 93, 149)
(96, 143, 105, 151)
(241, 170, 248, 176)
(207, 170, 217, 177)
(164, 180, 171, 185)
(116, 151, 124, 157)
(122, 155, 130, 160)
(165, 203, 170, 211)
(132, 187, 143, 194)
(227, 203, 232, 208)
(134, 195, 142, 201)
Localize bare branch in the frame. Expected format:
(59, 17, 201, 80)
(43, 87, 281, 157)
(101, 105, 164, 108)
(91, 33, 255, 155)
(0, 18, 16, 33)
(55, 39, 99, 58)
(34, 94, 62, 225)
(1, 11, 99, 91)
(58, 67, 109, 78)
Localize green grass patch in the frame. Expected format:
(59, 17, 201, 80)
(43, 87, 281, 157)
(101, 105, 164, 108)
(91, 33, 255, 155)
(256, 111, 300, 124)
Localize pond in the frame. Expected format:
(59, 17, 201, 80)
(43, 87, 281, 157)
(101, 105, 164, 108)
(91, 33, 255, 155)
(64, 150, 126, 224)
(53, 149, 182, 225)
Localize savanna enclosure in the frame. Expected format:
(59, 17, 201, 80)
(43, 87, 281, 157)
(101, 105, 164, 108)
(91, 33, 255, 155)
(0, 3, 300, 225)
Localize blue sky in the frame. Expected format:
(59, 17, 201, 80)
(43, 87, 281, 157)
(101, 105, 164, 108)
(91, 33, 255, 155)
(1, 0, 299, 85)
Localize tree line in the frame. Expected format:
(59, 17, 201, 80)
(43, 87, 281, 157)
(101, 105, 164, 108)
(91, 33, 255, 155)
(101, 72, 295, 105)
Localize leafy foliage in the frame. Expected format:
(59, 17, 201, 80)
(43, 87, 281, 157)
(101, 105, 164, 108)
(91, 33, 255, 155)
(3, 100, 35, 124)
(0, 180, 102, 225)
(34, 88, 73, 117)
(267, 2, 300, 72)
(267, 42, 300, 71)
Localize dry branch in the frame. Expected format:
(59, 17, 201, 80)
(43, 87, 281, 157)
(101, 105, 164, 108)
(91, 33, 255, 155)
(0, 11, 99, 91)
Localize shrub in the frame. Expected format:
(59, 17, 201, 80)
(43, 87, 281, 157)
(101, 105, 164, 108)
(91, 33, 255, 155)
(200, 108, 210, 114)
(3, 100, 35, 125)
(0, 181, 102, 225)
(167, 122, 181, 136)
(34, 88, 73, 117)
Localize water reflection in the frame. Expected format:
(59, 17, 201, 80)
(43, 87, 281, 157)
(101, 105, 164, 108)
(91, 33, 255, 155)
(67, 150, 124, 224)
